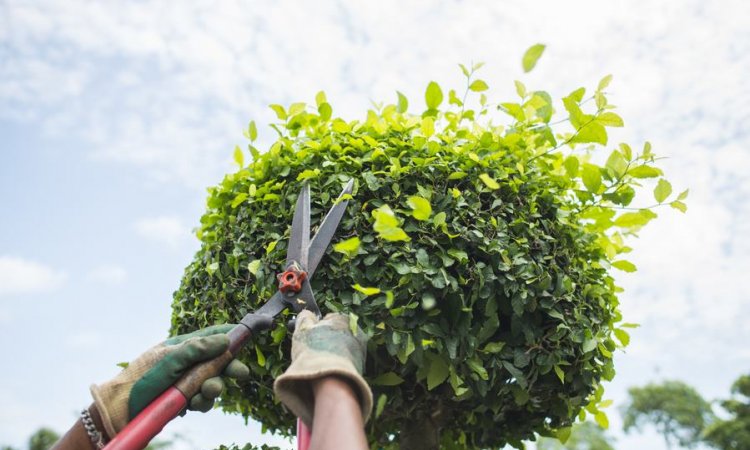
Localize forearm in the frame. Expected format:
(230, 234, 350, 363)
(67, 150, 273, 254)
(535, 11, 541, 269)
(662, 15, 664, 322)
(310, 377, 368, 450)
(51, 404, 107, 450)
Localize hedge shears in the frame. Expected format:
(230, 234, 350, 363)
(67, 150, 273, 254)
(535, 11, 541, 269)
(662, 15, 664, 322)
(104, 179, 355, 450)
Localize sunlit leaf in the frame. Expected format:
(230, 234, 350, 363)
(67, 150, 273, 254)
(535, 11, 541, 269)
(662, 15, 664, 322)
(522, 43, 546, 72)
(334, 237, 361, 258)
(407, 195, 432, 221)
(425, 81, 443, 109)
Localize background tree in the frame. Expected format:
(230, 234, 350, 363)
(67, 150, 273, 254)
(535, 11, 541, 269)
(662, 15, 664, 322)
(622, 381, 714, 448)
(703, 375, 750, 450)
(172, 46, 684, 450)
(26, 428, 58, 450)
(535, 422, 615, 450)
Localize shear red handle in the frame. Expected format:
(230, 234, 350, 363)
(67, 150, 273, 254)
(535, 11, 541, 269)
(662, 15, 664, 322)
(104, 319, 267, 450)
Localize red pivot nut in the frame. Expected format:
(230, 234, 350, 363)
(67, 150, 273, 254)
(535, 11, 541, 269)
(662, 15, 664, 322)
(278, 267, 307, 294)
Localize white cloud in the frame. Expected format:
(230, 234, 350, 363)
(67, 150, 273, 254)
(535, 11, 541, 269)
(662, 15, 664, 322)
(133, 216, 191, 247)
(87, 264, 128, 284)
(0, 256, 66, 296)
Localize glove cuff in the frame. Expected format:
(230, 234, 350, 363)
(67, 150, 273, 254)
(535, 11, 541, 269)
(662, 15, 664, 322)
(274, 353, 373, 428)
(90, 383, 123, 439)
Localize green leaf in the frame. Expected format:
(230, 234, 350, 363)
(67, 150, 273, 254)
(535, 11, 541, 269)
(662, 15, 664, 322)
(605, 150, 628, 177)
(670, 200, 687, 213)
(425, 81, 444, 110)
(614, 210, 657, 228)
(407, 195, 432, 221)
(421, 117, 435, 137)
(231, 193, 248, 208)
(482, 342, 505, 353)
(572, 121, 608, 145)
(372, 371, 405, 386)
(514, 80, 527, 98)
(265, 240, 277, 255)
(458, 63, 470, 77)
(468, 357, 489, 380)
(612, 260, 637, 272)
(554, 365, 565, 384)
(598, 112, 624, 127)
(248, 120, 258, 141)
(352, 284, 381, 296)
(583, 338, 598, 353)
(255, 344, 266, 367)
(269, 104, 287, 120)
(479, 173, 500, 190)
(500, 102, 525, 122)
(556, 427, 572, 444)
(296, 168, 321, 181)
(469, 80, 489, 92)
(349, 312, 359, 335)
(315, 90, 327, 107)
(116, 361, 129, 369)
(447, 248, 468, 263)
(678, 189, 689, 200)
(375, 394, 387, 419)
(334, 237, 360, 258)
(595, 411, 610, 429)
(564, 156, 579, 177)
(614, 328, 630, 346)
(582, 164, 602, 193)
(385, 290, 395, 308)
(247, 259, 261, 276)
(396, 91, 408, 113)
(597, 74, 613, 91)
(233, 145, 244, 168)
(318, 102, 332, 121)
(654, 178, 672, 203)
(432, 211, 446, 227)
(206, 262, 219, 276)
(629, 165, 663, 178)
(427, 356, 450, 390)
(522, 44, 546, 72)
(372, 204, 410, 241)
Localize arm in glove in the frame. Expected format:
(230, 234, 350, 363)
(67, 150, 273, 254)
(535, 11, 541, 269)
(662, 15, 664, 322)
(90, 324, 249, 439)
(274, 310, 373, 428)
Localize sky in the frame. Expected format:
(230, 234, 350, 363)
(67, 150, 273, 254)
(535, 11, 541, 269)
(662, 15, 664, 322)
(0, 0, 748, 449)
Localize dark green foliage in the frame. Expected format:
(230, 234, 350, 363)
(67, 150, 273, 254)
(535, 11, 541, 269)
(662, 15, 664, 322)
(171, 56, 679, 448)
(622, 381, 715, 448)
(703, 375, 750, 450)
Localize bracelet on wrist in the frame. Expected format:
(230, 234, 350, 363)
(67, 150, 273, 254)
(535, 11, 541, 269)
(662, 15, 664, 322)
(80, 408, 107, 449)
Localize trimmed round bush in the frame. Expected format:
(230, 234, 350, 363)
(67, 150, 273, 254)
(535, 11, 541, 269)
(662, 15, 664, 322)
(171, 62, 680, 449)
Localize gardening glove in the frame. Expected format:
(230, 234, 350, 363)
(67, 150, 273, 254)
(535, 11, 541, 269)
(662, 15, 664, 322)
(90, 324, 249, 438)
(274, 310, 373, 428)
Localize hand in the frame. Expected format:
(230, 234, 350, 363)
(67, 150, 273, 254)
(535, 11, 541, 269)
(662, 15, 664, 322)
(274, 310, 373, 428)
(90, 325, 249, 438)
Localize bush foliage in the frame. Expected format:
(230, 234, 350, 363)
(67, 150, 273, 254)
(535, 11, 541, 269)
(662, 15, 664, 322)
(171, 50, 684, 448)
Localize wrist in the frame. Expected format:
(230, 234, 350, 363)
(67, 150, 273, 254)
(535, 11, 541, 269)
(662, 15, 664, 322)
(312, 376, 356, 399)
(81, 404, 109, 448)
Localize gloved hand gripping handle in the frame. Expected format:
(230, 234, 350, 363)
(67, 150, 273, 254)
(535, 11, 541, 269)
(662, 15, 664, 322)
(103, 315, 274, 450)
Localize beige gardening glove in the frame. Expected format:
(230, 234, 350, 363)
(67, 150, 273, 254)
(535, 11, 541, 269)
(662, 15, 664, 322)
(90, 325, 249, 438)
(274, 310, 373, 428)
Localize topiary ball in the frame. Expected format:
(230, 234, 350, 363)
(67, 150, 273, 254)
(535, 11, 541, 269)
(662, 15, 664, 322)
(172, 67, 678, 449)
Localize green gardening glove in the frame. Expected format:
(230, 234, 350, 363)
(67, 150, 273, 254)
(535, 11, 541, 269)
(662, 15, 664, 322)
(274, 310, 373, 428)
(90, 324, 249, 438)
